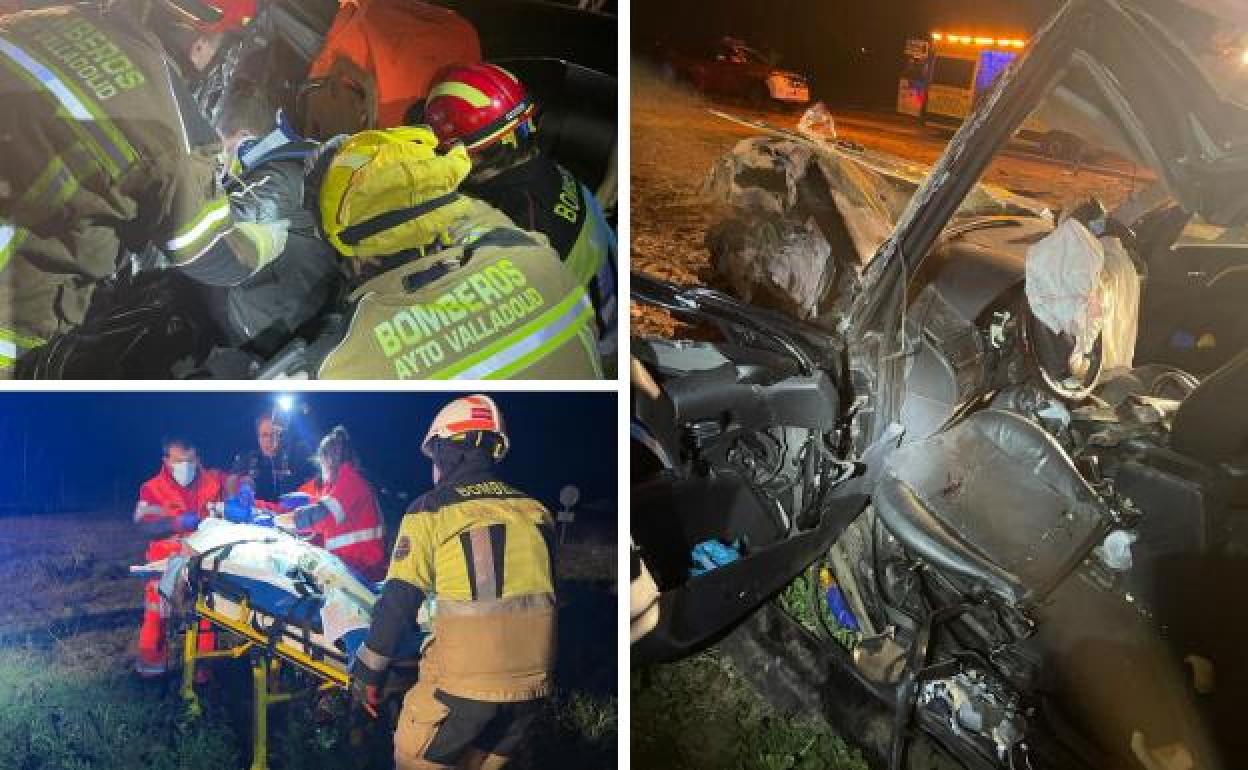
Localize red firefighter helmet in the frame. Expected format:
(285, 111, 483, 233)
(194, 0, 257, 34)
(424, 63, 537, 154)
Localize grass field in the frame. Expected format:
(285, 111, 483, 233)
(0, 513, 616, 770)
(631, 566, 873, 770)
(631, 649, 869, 770)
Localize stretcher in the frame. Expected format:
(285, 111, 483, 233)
(137, 520, 426, 770)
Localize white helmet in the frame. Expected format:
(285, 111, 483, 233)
(422, 395, 509, 459)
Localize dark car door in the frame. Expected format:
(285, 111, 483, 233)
(630, 275, 868, 664)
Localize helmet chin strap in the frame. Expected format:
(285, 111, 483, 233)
(479, 431, 507, 460)
(468, 142, 539, 184)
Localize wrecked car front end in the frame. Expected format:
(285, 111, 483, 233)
(632, 1, 1248, 768)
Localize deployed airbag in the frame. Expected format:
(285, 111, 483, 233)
(1099, 235, 1141, 372)
(1025, 218, 1106, 358)
(1025, 218, 1141, 374)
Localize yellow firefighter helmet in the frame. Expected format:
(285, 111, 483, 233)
(318, 126, 474, 259)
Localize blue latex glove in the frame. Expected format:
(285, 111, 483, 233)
(279, 492, 312, 511)
(690, 539, 741, 576)
(176, 512, 201, 533)
(252, 512, 275, 528)
(223, 480, 258, 523)
(223, 498, 255, 524)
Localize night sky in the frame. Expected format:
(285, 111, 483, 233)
(0, 392, 616, 524)
(634, 0, 1057, 106)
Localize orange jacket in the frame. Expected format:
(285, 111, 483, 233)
(134, 465, 224, 541)
(303, 0, 480, 133)
(298, 462, 386, 580)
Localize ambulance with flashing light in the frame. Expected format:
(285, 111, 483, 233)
(899, 31, 1086, 160)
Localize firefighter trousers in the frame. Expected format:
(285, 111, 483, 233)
(393, 676, 543, 770)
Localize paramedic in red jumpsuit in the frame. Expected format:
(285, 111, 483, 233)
(133, 438, 222, 677)
(283, 426, 386, 582)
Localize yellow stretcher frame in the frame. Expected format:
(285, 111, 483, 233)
(179, 593, 350, 770)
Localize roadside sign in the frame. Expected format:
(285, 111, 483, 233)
(557, 484, 579, 541)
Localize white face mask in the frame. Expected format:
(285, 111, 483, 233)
(172, 461, 197, 487)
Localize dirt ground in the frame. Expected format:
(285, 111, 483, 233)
(0, 512, 616, 770)
(630, 62, 1152, 339)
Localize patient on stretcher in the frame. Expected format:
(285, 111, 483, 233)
(141, 519, 428, 672)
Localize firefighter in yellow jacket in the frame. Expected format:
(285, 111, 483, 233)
(310, 126, 602, 380)
(0, 4, 290, 375)
(350, 395, 556, 770)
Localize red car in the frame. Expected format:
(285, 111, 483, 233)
(663, 36, 811, 107)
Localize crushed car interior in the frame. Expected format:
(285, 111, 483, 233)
(632, 1, 1248, 769)
(10, 0, 616, 379)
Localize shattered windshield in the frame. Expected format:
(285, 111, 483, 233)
(937, 0, 1248, 248)
(876, 0, 1248, 257)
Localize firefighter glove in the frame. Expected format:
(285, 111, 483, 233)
(348, 655, 384, 712)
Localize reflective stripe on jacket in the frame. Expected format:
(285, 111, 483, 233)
(325, 525, 385, 551)
(465, 160, 616, 350)
(301, 462, 386, 578)
(317, 202, 602, 380)
(376, 468, 556, 701)
(0, 7, 236, 350)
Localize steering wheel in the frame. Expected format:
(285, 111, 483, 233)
(1022, 300, 1105, 402)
